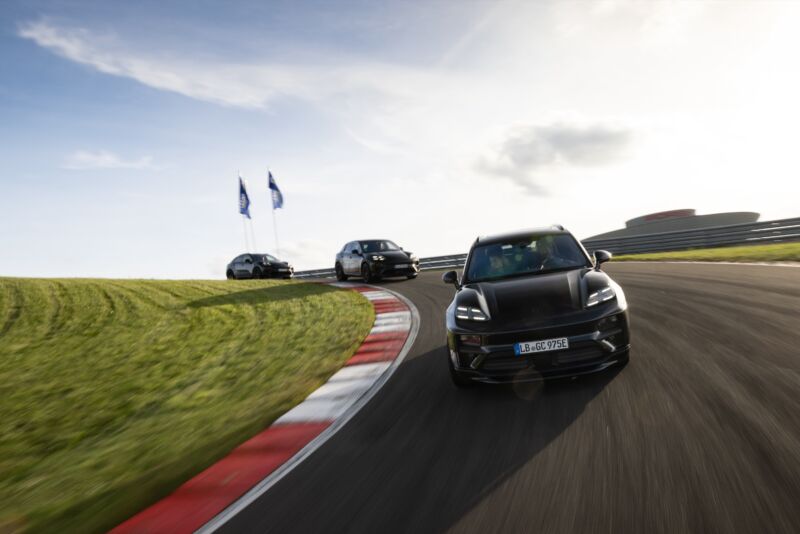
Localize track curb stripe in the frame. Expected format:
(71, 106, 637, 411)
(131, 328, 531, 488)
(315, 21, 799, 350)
(111, 282, 418, 534)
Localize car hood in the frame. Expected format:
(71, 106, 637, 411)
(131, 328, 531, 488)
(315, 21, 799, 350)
(269, 261, 292, 268)
(456, 268, 613, 330)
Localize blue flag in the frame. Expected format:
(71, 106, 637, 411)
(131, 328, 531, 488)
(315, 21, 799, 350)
(268, 171, 284, 209)
(239, 177, 251, 219)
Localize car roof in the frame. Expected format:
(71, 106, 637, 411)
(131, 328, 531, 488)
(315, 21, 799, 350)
(474, 226, 569, 246)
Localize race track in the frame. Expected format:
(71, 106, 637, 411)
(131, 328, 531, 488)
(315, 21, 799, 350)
(219, 263, 800, 534)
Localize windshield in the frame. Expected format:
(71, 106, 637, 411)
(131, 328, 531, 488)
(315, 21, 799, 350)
(360, 240, 400, 252)
(465, 234, 590, 282)
(255, 254, 279, 263)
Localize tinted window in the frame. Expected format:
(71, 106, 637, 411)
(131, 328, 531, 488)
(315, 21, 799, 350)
(360, 240, 400, 252)
(465, 234, 590, 282)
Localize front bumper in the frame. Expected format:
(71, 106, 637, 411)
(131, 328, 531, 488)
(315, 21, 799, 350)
(370, 261, 420, 277)
(448, 311, 630, 383)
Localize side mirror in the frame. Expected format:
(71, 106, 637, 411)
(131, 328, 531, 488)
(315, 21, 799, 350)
(245, 259, 252, 264)
(442, 270, 460, 289)
(593, 250, 612, 270)
(351, 249, 360, 255)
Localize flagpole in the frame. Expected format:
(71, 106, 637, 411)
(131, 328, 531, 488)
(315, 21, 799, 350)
(248, 218, 258, 251)
(244, 175, 257, 251)
(267, 167, 281, 256)
(272, 206, 280, 257)
(238, 170, 250, 251)
(242, 215, 250, 251)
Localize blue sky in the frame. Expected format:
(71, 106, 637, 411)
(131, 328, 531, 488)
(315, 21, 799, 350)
(2, 1, 799, 277)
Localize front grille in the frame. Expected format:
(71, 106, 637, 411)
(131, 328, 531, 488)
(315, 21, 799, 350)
(478, 343, 607, 376)
(481, 351, 533, 372)
(556, 346, 604, 364)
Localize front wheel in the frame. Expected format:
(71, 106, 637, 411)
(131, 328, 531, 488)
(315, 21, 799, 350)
(361, 263, 373, 283)
(335, 263, 348, 281)
(252, 267, 262, 279)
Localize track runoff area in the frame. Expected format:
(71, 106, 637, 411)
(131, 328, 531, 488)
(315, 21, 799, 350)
(113, 283, 418, 534)
(210, 262, 800, 534)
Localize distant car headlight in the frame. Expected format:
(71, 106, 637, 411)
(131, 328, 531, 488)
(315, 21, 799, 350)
(456, 306, 489, 321)
(371, 255, 385, 261)
(586, 286, 616, 307)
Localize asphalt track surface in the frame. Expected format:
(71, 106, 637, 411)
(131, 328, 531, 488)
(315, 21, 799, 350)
(220, 263, 800, 534)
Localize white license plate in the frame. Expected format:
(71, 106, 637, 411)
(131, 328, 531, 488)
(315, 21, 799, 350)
(394, 264, 408, 268)
(514, 337, 569, 355)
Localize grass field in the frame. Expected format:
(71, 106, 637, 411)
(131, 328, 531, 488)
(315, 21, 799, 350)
(613, 242, 800, 263)
(0, 278, 373, 533)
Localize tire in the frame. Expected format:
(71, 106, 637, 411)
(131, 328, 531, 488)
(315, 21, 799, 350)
(252, 267, 262, 279)
(361, 263, 373, 283)
(226, 270, 235, 280)
(448, 350, 474, 387)
(335, 263, 348, 281)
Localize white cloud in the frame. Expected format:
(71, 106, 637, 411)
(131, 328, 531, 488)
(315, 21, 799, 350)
(477, 122, 634, 193)
(62, 150, 155, 170)
(17, 19, 436, 110)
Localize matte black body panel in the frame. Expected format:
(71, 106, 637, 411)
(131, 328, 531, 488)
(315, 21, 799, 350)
(334, 239, 420, 279)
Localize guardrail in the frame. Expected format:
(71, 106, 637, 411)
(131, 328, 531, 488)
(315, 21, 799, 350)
(581, 216, 800, 255)
(294, 253, 468, 279)
(294, 216, 800, 278)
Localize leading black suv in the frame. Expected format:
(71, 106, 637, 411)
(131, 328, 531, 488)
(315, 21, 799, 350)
(335, 239, 419, 282)
(226, 253, 294, 280)
(442, 227, 629, 386)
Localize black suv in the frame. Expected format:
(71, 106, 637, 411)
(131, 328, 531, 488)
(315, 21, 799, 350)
(335, 239, 419, 282)
(226, 253, 294, 280)
(442, 227, 629, 386)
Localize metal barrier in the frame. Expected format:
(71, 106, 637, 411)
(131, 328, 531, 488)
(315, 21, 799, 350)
(294, 216, 799, 278)
(581, 216, 800, 255)
(294, 253, 468, 279)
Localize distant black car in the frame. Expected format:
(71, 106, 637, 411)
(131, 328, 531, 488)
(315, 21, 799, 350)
(442, 226, 629, 386)
(335, 239, 419, 282)
(226, 253, 294, 280)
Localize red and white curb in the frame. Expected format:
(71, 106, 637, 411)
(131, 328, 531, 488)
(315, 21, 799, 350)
(112, 283, 418, 534)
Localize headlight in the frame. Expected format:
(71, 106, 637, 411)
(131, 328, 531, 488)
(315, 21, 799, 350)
(456, 306, 488, 321)
(371, 255, 385, 261)
(586, 286, 615, 307)
(410, 254, 418, 261)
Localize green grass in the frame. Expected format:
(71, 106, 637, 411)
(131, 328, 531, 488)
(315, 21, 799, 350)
(0, 278, 374, 533)
(613, 242, 800, 263)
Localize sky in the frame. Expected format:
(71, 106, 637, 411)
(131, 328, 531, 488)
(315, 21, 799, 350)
(1, 0, 799, 278)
